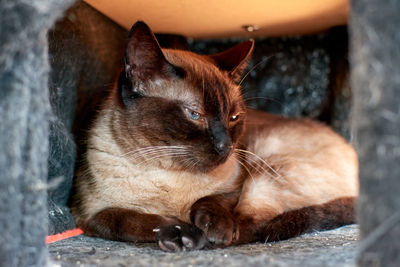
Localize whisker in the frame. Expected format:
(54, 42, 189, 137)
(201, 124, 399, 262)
(121, 145, 189, 157)
(179, 157, 193, 171)
(190, 158, 200, 172)
(135, 152, 189, 167)
(239, 56, 274, 86)
(235, 148, 282, 179)
(234, 152, 274, 181)
(124, 146, 191, 162)
(233, 154, 255, 182)
(128, 148, 188, 160)
(235, 151, 275, 179)
(126, 145, 188, 153)
(84, 151, 189, 179)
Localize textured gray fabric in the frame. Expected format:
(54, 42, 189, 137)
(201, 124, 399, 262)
(0, 0, 74, 266)
(349, 0, 400, 266)
(47, 74, 77, 235)
(48, 225, 359, 267)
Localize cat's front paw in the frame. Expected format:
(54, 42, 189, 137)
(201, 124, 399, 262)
(191, 205, 238, 246)
(154, 222, 207, 252)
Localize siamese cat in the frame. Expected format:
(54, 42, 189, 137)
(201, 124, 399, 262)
(71, 21, 358, 252)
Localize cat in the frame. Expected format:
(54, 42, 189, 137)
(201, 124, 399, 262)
(70, 21, 358, 252)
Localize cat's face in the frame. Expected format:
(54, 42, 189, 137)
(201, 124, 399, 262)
(114, 21, 253, 173)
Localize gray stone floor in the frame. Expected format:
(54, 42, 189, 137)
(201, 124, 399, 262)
(48, 225, 359, 267)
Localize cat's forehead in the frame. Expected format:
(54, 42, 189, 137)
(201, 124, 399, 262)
(146, 77, 204, 112)
(146, 49, 242, 114)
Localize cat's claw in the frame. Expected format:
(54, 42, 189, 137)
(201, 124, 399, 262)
(155, 223, 207, 252)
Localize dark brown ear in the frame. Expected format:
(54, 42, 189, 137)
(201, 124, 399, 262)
(125, 21, 182, 80)
(209, 39, 254, 83)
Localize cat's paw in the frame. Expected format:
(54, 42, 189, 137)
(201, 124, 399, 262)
(191, 205, 238, 246)
(154, 223, 207, 252)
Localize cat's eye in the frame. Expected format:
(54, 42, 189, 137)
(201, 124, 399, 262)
(190, 111, 201, 120)
(185, 108, 201, 120)
(230, 114, 239, 122)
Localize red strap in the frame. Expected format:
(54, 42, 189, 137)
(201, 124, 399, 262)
(45, 228, 84, 244)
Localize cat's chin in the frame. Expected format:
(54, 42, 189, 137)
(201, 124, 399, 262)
(194, 163, 221, 174)
(179, 152, 232, 174)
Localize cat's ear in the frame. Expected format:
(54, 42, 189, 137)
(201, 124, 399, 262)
(209, 39, 254, 83)
(124, 21, 183, 80)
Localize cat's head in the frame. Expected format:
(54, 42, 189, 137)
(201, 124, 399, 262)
(114, 21, 253, 173)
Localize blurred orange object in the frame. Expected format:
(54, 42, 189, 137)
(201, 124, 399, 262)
(45, 228, 84, 244)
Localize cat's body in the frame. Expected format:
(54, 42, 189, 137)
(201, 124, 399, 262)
(71, 21, 358, 251)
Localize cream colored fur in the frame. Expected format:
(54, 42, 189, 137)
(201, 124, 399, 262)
(234, 109, 359, 222)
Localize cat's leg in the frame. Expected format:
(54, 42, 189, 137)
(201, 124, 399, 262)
(190, 193, 240, 246)
(233, 197, 356, 244)
(257, 197, 356, 242)
(79, 207, 207, 252)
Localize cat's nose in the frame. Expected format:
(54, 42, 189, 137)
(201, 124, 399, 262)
(214, 139, 232, 156)
(210, 120, 232, 156)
